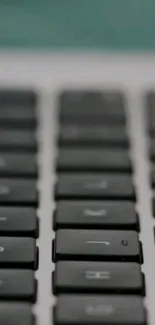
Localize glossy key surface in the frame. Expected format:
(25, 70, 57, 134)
(55, 174, 135, 200)
(53, 229, 142, 262)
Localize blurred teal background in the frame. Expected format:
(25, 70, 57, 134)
(0, 0, 155, 49)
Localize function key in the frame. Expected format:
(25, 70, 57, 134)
(58, 125, 129, 148)
(0, 237, 38, 269)
(53, 229, 142, 263)
(55, 174, 135, 200)
(53, 261, 144, 295)
(59, 90, 126, 124)
(56, 148, 132, 172)
(53, 295, 146, 325)
(0, 207, 38, 237)
(0, 303, 35, 325)
(0, 90, 36, 107)
(0, 179, 37, 206)
(0, 153, 37, 177)
(0, 269, 37, 301)
(53, 201, 139, 230)
(0, 130, 37, 152)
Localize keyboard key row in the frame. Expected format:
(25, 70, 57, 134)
(0, 237, 38, 269)
(54, 295, 146, 325)
(0, 130, 36, 152)
(0, 269, 37, 301)
(59, 125, 129, 147)
(53, 201, 139, 230)
(59, 90, 126, 124)
(0, 303, 34, 325)
(0, 179, 37, 206)
(53, 230, 142, 263)
(53, 261, 144, 295)
(0, 207, 38, 237)
(55, 174, 135, 200)
(57, 148, 132, 172)
(0, 153, 37, 177)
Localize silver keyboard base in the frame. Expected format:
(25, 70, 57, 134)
(0, 51, 154, 325)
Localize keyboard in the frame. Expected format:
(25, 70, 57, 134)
(0, 52, 155, 325)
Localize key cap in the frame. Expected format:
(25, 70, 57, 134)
(0, 130, 37, 152)
(0, 153, 37, 177)
(0, 237, 38, 269)
(0, 89, 36, 106)
(53, 295, 146, 325)
(0, 269, 37, 301)
(55, 174, 135, 200)
(53, 261, 144, 295)
(150, 139, 155, 160)
(57, 149, 132, 172)
(0, 303, 35, 325)
(0, 179, 37, 206)
(0, 108, 36, 129)
(59, 90, 126, 124)
(59, 125, 129, 148)
(146, 91, 155, 133)
(0, 207, 39, 237)
(53, 201, 139, 230)
(53, 230, 142, 262)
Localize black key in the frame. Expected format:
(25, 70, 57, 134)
(53, 261, 144, 295)
(0, 179, 37, 206)
(146, 92, 155, 133)
(0, 303, 34, 325)
(55, 174, 135, 200)
(0, 207, 38, 237)
(53, 201, 139, 230)
(57, 149, 132, 172)
(59, 90, 126, 124)
(53, 230, 142, 262)
(0, 153, 37, 177)
(0, 269, 37, 301)
(0, 107, 36, 129)
(54, 295, 146, 325)
(59, 125, 129, 148)
(0, 89, 36, 106)
(0, 237, 38, 269)
(150, 139, 155, 159)
(0, 130, 36, 152)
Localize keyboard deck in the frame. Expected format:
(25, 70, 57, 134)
(0, 52, 155, 325)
